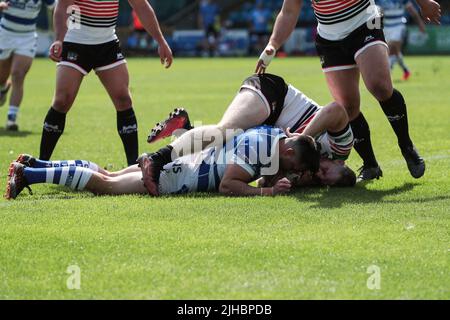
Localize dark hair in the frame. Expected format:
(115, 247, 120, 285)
(333, 165, 357, 187)
(289, 135, 321, 174)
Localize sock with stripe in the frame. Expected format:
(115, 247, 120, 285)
(379, 88, 412, 149)
(32, 159, 99, 172)
(117, 108, 138, 166)
(40, 107, 66, 160)
(326, 124, 354, 160)
(389, 55, 398, 70)
(24, 166, 93, 191)
(350, 113, 379, 168)
(7, 106, 19, 122)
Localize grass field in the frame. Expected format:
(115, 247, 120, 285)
(0, 57, 449, 299)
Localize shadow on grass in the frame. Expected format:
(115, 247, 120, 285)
(292, 182, 450, 209)
(0, 128, 34, 137)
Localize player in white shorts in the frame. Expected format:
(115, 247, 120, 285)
(377, 0, 426, 80)
(0, 0, 55, 131)
(5, 127, 322, 199)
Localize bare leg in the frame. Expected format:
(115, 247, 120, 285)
(324, 67, 380, 172)
(0, 56, 12, 87)
(97, 63, 138, 166)
(170, 89, 269, 157)
(302, 102, 349, 137)
(9, 54, 33, 108)
(86, 171, 147, 195)
(357, 44, 393, 102)
(99, 164, 141, 177)
(39, 65, 84, 160)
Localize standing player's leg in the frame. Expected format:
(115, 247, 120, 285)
(324, 68, 382, 179)
(5, 54, 33, 131)
(390, 41, 410, 80)
(39, 66, 84, 160)
(0, 56, 12, 107)
(96, 64, 138, 166)
(356, 44, 425, 178)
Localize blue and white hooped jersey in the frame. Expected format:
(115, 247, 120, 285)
(204, 126, 286, 192)
(159, 126, 287, 194)
(377, 0, 409, 27)
(0, 0, 55, 33)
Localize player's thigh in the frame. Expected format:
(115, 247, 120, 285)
(97, 63, 132, 111)
(52, 65, 84, 112)
(0, 56, 12, 83)
(324, 68, 361, 121)
(115, 171, 147, 195)
(219, 89, 269, 130)
(356, 43, 393, 101)
(388, 41, 402, 56)
(10, 54, 33, 82)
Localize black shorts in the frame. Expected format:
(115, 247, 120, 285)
(315, 19, 387, 72)
(240, 74, 288, 126)
(60, 40, 126, 75)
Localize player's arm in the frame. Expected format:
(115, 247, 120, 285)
(45, 0, 56, 33)
(49, 0, 74, 62)
(128, 0, 173, 68)
(256, 0, 303, 74)
(406, 2, 427, 33)
(415, 0, 441, 24)
(219, 164, 291, 197)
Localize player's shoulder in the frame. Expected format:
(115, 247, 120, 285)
(244, 126, 286, 141)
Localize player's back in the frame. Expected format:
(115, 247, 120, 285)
(158, 126, 286, 195)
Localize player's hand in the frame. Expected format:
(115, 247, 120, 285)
(285, 127, 301, 138)
(255, 44, 276, 74)
(138, 156, 160, 196)
(419, 0, 441, 24)
(0, 2, 9, 11)
(273, 177, 292, 195)
(158, 40, 173, 69)
(49, 41, 63, 62)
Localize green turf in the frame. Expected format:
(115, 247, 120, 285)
(0, 57, 449, 299)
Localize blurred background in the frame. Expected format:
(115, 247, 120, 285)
(31, 0, 450, 57)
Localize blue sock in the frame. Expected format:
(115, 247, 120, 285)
(24, 166, 94, 190)
(33, 159, 99, 172)
(24, 168, 47, 184)
(7, 106, 19, 122)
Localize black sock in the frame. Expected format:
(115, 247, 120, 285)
(117, 108, 139, 166)
(379, 88, 413, 149)
(150, 145, 174, 169)
(39, 107, 66, 160)
(350, 112, 379, 168)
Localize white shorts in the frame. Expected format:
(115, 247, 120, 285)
(383, 25, 406, 43)
(158, 150, 221, 195)
(0, 29, 37, 60)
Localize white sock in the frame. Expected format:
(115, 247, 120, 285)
(389, 55, 397, 70)
(46, 166, 94, 191)
(7, 106, 19, 122)
(397, 54, 409, 72)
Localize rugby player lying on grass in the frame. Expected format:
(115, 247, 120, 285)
(5, 126, 321, 200)
(141, 73, 355, 194)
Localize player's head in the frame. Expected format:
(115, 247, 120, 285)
(315, 158, 356, 187)
(288, 158, 356, 187)
(280, 135, 321, 175)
